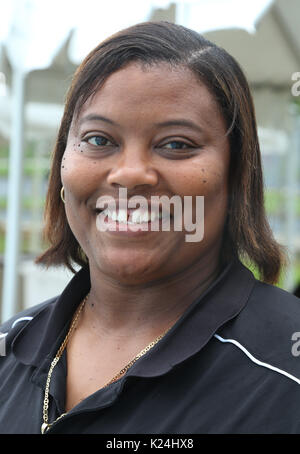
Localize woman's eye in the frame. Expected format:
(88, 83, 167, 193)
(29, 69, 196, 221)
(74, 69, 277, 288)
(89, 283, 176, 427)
(86, 136, 114, 147)
(162, 141, 191, 150)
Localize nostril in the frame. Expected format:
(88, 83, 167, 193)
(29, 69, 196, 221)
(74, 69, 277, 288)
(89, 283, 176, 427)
(107, 165, 158, 190)
(95, 207, 104, 214)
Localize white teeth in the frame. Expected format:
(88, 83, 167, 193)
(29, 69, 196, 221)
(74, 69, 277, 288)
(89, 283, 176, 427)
(117, 209, 128, 223)
(131, 210, 150, 223)
(131, 210, 140, 224)
(111, 210, 117, 221)
(150, 211, 157, 222)
(99, 207, 162, 223)
(142, 211, 151, 223)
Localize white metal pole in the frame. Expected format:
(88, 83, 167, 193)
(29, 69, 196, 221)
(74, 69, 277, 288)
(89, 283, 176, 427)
(1, 68, 26, 323)
(284, 113, 300, 291)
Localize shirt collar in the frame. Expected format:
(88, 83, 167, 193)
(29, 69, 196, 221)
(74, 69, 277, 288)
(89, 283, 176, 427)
(12, 260, 255, 378)
(12, 266, 91, 366)
(127, 259, 256, 378)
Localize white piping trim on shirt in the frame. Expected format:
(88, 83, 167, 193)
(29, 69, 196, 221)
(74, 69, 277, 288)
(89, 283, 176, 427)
(214, 333, 300, 385)
(11, 316, 33, 329)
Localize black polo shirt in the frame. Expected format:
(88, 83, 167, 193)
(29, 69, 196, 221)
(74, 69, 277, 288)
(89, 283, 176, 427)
(0, 260, 300, 434)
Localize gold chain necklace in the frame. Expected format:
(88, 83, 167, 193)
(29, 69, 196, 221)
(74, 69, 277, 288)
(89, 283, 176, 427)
(41, 293, 171, 434)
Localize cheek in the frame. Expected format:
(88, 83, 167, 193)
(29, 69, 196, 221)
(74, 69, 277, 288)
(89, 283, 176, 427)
(169, 159, 229, 199)
(201, 167, 229, 223)
(61, 146, 100, 199)
(169, 159, 229, 232)
(60, 147, 96, 252)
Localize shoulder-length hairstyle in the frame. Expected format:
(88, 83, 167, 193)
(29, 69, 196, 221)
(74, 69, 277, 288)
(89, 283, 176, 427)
(36, 21, 285, 284)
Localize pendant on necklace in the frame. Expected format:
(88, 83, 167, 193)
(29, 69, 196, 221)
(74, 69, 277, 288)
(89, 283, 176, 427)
(41, 422, 50, 434)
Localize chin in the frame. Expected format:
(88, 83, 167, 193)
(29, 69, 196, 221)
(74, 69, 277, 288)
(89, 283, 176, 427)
(107, 268, 155, 286)
(94, 254, 156, 284)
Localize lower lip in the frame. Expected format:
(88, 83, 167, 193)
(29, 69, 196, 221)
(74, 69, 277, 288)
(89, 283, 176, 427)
(96, 213, 172, 237)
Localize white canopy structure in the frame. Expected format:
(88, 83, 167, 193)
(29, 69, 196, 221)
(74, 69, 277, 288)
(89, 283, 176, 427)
(1, 0, 299, 320)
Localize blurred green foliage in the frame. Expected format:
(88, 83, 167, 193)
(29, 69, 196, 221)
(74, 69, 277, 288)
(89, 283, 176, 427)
(264, 190, 300, 216)
(244, 256, 300, 290)
(292, 96, 300, 115)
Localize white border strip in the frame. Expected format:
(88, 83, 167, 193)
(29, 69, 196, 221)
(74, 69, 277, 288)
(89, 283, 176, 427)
(11, 316, 33, 329)
(214, 334, 300, 385)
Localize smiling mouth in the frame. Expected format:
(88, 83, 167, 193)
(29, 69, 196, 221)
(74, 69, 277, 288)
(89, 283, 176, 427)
(94, 204, 174, 235)
(95, 207, 170, 225)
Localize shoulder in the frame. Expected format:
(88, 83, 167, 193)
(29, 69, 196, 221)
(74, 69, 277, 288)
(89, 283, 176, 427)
(0, 297, 58, 355)
(251, 279, 300, 310)
(1, 296, 58, 333)
(233, 279, 300, 333)
(217, 278, 300, 384)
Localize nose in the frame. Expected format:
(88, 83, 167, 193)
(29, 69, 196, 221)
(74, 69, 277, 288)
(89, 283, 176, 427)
(106, 144, 158, 190)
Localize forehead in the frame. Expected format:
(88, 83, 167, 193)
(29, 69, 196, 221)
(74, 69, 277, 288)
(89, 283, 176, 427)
(75, 62, 226, 132)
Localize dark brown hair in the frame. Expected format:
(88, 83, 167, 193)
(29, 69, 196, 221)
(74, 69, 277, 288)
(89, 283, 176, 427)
(36, 21, 285, 283)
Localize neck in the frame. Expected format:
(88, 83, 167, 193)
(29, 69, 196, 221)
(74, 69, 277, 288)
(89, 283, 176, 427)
(83, 255, 222, 338)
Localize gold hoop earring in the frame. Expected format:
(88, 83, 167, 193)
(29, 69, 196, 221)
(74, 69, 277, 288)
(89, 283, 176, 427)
(60, 186, 65, 203)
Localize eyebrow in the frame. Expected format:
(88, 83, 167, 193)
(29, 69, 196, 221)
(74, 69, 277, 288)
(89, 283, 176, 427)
(78, 114, 203, 134)
(78, 114, 119, 126)
(154, 120, 203, 134)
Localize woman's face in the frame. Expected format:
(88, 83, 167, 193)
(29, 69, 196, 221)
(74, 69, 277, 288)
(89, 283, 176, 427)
(61, 63, 231, 284)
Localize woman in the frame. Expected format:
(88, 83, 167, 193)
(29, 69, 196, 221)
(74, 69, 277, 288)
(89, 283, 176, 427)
(0, 21, 300, 434)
